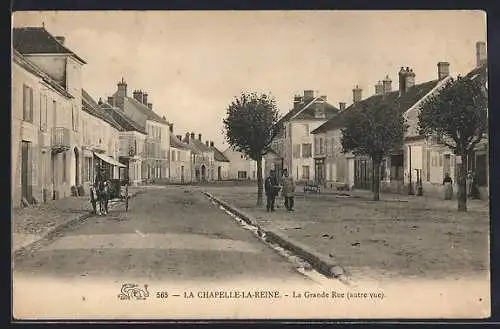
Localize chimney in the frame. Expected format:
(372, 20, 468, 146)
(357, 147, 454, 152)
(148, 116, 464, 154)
(54, 36, 65, 45)
(116, 77, 127, 110)
(98, 97, 103, 105)
(210, 141, 214, 147)
(205, 141, 209, 147)
(169, 124, 173, 133)
(185, 132, 191, 143)
(107, 96, 114, 106)
(177, 135, 182, 141)
(147, 102, 153, 110)
(437, 62, 450, 80)
(198, 133, 202, 141)
(133, 90, 143, 103)
(320, 95, 327, 101)
(191, 132, 195, 140)
(476, 41, 487, 67)
(142, 92, 148, 105)
(382, 75, 392, 94)
(293, 95, 303, 109)
(375, 81, 384, 95)
(303, 90, 315, 101)
(352, 85, 362, 103)
(399, 67, 415, 96)
(339, 102, 346, 111)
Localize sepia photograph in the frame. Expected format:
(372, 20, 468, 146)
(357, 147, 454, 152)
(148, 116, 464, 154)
(11, 10, 489, 320)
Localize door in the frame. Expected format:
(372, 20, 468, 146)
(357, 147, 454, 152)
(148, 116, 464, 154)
(181, 165, 185, 183)
(476, 154, 487, 186)
(21, 141, 32, 203)
(201, 165, 206, 181)
(217, 166, 221, 180)
(443, 154, 451, 180)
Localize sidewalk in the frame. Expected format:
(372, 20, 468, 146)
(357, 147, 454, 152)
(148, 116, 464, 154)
(12, 186, 146, 253)
(206, 185, 490, 283)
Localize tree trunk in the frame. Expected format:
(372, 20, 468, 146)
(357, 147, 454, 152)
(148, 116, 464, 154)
(371, 156, 381, 201)
(457, 151, 468, 212)
(256, 156, 263, 206)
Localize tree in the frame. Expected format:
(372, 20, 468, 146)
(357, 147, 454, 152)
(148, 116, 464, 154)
(223, 92, 281, 206)
(341, 97, 409, 201)
(418, 74, 488, 212)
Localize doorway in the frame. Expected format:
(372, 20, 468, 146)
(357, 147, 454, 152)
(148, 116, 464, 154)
(201, 165, 206, 181)
(21, 141, 32, 204)
(217, 166, 221, 180)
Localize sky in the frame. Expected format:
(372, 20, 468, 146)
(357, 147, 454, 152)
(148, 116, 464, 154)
(13, 11, 487, 149)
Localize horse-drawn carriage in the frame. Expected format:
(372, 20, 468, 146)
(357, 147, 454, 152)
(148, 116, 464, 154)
(90, 177, 130, 216)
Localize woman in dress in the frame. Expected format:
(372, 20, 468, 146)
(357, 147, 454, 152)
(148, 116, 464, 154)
(443, 173, 453, 200)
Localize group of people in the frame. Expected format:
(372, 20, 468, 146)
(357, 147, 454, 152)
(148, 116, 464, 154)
(264, 168, 295, 212)
(442, 170, 480, 200)
(90, 165, 110, 215)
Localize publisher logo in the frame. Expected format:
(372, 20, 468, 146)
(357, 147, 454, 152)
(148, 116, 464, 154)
(117, 283, 150, 301)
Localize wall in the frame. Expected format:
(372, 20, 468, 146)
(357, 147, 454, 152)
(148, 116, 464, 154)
(12, 59, 74, 207)
(24, 55, 66, 86)
(223, 149, 263, 180)
(170, 147, 192, 183)
(289, 119, 327, 181)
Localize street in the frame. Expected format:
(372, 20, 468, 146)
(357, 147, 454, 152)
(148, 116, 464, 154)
(13, 186, 310, 284)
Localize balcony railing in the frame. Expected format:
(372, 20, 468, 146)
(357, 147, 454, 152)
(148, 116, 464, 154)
(51, 127, 70, 154)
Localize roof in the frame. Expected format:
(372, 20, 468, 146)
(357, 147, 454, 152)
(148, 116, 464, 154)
(210, 146, 230, 162)
(190, 138, 212, 153)
(169, 133, 190, 150)
(82, 89, 123, 131)
(100, 102, 148, 135)
(111, 93, 169, 125)
(13, 27, 87, 64)
(277, 97, 340, 127)
(13, 49, 74, 99)
(311, 80, 440, 134)
(465, 62, 487, 81)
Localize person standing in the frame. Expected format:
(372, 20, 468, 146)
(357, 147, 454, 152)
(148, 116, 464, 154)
(282, 169, 296, 211)
(443, 173, 453, 200)
(264, 170, 279, 212)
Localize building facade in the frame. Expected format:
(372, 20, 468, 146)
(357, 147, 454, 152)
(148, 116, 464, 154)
(169, 132, 193, 183)
(182, 133, 215, 181)
(210, 142, 230, 180)
(271, 90, 340, 183)
(12, 27, 87, 206)
(223, 147, 264, 180)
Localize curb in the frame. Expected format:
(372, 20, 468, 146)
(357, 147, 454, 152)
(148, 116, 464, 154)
(203, 192, 350, 284)
(13, 189, 145, 257)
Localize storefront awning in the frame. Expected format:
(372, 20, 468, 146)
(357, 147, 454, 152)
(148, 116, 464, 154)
(93, 152, 127, 168)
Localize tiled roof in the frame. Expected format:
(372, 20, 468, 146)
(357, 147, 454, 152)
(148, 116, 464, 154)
(100, 103, 147, 134)
(13, 27, 87, 64)
(311, 80, 440, 134)
(276, 97, 340, 126)
(211, 146, 230, 162)
(169, 133, 190, 150)
(111, 93, 169, 125)
(82, 89, 123, 131)
(465, 62, 487, 81)
(13, 49, 74, 99)
(190, 138, 212, 153)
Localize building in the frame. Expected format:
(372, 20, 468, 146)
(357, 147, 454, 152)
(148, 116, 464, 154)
(182, 133, 215, 181)
(12, 27, 87, 205)
(312, 63, 453, 193)
(100, 99, 148, 186)
(402, 42, 489, 197)
(169, 129, 193, 183)
(81, 90, 126, 191)
(109, 83, 170, 183)
(210, 142, 230, 180)
(269, 90, 340, 183)
(223, 148, 264, 180)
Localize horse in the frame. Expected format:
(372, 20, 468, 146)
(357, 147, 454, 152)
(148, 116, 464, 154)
(90, 178, 110, 216)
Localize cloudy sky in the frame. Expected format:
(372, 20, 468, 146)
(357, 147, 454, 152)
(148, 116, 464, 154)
(13, 11, 486, 148)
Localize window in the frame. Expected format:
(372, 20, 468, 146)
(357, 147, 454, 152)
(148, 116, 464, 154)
(303, 124, 309, 136)
(293, 144, 301, 159)
(439, 153, 443, 167)
(302, 143, 312, 158)
(325, 138, 329, 155)
(171, 150, 176, 161)
(39, 94, 47, 131)
(177, 150, 180, 161)
(238, 171, 247, 179)
(302, 165, 310, 180)
(426, 150, 431, 181)
(319, 138, 324, 155)
(23, 84, 33, 122)
(86, 157, 92, 182)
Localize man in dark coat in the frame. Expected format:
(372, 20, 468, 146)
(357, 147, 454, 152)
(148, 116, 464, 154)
(264, 170, 279, 212)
